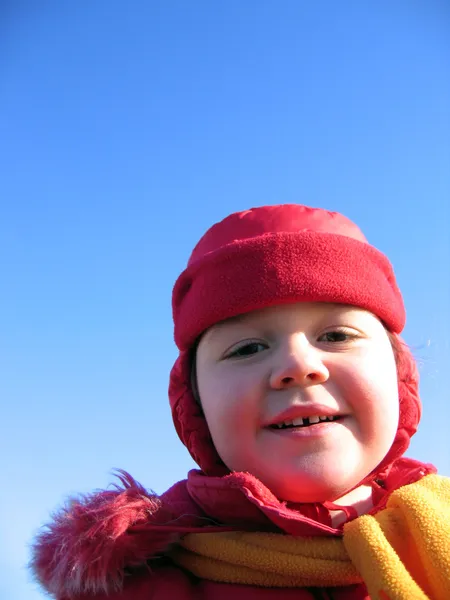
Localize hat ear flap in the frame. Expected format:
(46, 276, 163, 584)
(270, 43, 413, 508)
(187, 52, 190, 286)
(394, 334, 421, 437)
(169, 351, 228, 475)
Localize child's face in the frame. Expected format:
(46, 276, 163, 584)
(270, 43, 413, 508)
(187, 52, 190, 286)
(196, 302, 399, 503)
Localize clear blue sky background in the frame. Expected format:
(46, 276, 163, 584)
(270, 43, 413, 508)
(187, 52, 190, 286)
(1, 2, 449, 598)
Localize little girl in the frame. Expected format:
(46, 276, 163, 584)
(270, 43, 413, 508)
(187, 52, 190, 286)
(32, 204, 450, 600)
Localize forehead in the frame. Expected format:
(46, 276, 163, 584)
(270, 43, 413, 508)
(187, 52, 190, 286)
(202, 302, 376, 340)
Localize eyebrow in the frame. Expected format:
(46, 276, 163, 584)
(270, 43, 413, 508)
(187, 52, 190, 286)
(203, 314, 247, 340)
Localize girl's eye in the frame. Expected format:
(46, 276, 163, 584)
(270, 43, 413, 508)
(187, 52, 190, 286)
(226, 342, 267, 358)
(318, 330, 356, 343)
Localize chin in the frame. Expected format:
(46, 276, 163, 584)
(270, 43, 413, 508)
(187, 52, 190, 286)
(263, 470, 359, 504)
(278, 485, 344, 504)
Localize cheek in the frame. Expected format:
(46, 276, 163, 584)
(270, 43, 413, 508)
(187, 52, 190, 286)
(199, 371, 252, 431)
(198, 368, 262, 459)
(351, 352, 400, 442)
(197, 375, 251, 472)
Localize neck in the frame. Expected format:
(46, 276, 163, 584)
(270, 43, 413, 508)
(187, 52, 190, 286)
(328, 485, 373, 527)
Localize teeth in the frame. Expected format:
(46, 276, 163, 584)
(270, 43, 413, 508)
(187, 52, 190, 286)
(274, 415, 338, 428)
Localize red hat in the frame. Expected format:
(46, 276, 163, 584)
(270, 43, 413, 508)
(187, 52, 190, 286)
(169, 204, 421, 478)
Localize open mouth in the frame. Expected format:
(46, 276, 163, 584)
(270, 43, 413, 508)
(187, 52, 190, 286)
(269, 415, 342, 429)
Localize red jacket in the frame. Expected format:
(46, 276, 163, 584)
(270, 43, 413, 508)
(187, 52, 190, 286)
(31, 458, 435, 600)
(81, 565, 370, 600)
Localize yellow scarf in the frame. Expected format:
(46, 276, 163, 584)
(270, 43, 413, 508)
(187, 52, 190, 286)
(169, 474, 450, 600)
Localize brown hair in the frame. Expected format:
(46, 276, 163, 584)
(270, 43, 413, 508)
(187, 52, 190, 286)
(387, 330, 410, 371)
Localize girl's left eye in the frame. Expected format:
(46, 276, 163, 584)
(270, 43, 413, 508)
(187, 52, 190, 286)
(226, 342, 267, 358)
(318, 330, 356, 343)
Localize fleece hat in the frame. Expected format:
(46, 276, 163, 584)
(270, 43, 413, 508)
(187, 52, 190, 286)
(169, 204, 421, 477)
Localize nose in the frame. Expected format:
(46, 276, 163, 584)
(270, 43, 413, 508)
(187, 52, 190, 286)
(269, 335, 329, 389)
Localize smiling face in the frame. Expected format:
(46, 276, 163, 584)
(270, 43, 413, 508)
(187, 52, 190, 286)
(195, 302, 400, 503)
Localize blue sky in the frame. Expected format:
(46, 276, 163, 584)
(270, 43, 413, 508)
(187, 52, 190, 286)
(1, 2, 449, 598)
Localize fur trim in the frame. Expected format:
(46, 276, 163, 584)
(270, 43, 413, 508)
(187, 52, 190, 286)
(30, 471, 178, 598)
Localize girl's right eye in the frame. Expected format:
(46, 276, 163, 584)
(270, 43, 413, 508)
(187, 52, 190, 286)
(225, 342, 267, 358)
